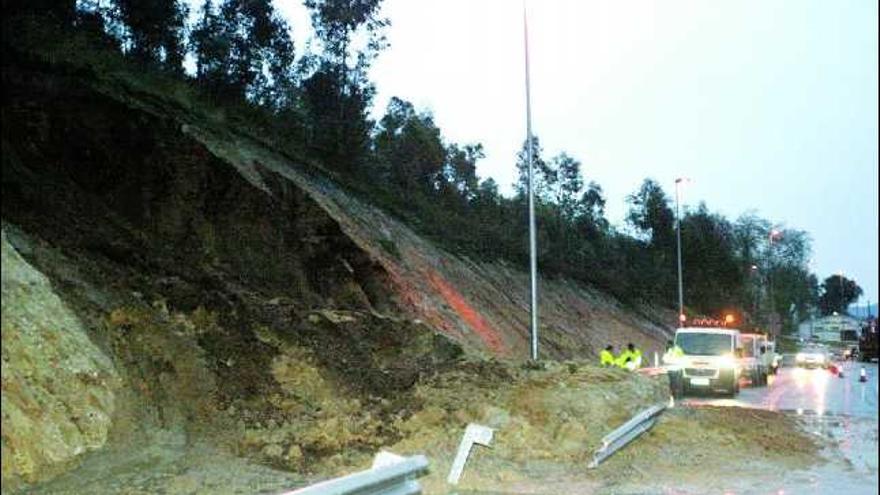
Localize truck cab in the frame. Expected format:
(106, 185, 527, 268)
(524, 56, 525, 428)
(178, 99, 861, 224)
(671, 327, 742, 396)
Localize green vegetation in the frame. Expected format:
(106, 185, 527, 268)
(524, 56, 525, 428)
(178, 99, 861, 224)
(818, 274, 863, 316)
(3, 0, 820, 331)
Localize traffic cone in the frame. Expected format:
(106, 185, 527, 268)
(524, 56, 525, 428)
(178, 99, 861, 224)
(859, 367, 868, 383)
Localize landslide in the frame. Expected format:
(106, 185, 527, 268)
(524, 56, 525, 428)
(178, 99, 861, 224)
(1, 29, 682, 493)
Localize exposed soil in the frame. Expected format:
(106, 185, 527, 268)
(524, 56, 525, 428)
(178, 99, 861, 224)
(0, 37, 821, 495)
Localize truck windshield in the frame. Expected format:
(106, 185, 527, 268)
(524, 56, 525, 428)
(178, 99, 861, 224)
(676, 333, 733, 356)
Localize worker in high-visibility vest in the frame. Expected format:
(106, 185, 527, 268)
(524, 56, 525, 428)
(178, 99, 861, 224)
(615, 346, 632, 369)
(662, 340, 685, 365)
(600, 345, 616, 367)
(627, 343, 643, 370)
(616, 343, 642, 370)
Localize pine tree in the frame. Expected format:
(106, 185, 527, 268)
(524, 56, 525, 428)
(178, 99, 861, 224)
(115, 0, 188, 72)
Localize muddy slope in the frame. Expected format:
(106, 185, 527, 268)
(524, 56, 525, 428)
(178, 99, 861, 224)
(2, 47, 671, 492)
(2, 48, 671, 359)
(0, 40, 825, 494)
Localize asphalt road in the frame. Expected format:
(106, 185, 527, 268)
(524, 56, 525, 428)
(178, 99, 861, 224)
(681, 359, 879, 495)
(683, 359, 879, 418)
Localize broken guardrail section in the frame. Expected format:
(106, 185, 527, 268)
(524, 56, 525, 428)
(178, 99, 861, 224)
(447, 423, 494, 485)
(588, 403, 667, 468)
(281, 451, 429, 495)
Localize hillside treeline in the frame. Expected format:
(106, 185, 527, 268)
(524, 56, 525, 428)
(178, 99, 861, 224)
(3, 0, 819, 330)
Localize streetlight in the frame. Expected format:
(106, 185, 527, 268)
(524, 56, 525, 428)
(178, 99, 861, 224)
(750, 264, 759, 317)
(674, 177, 690, 326)
(767, 229, 782, 335)
(523, 3, 538, 360)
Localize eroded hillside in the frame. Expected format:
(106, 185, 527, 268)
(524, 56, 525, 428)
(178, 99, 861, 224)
(1, 44, 681, 492)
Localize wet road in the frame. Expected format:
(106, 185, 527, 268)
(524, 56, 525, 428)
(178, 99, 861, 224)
(681, 359, 879, 495)
(683, 359, 879, 417)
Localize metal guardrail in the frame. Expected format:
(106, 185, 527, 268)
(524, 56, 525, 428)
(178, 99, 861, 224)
(281, 453, 429, 495)
(588, 403, 667, 468)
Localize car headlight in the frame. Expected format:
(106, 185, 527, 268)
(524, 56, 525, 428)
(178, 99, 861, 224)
(796, 353, 806, 361)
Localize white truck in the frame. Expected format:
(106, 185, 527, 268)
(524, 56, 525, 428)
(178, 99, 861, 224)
(669, 327, 743, 397)
(765, 339, 781, 374)
(739, 333, 769, 386)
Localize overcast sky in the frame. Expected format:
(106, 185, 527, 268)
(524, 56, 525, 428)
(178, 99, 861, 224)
(268, 0, 878, 304)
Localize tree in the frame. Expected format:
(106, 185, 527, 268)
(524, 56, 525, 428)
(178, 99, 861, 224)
(579, 182, 607, 228)
(5, 0, 77, 25)
(733, 212, 771, 266)
(514, 136, 555, 201)
(115, 0, 188, 71)
(374, 97, 445, 194)
(303, 0, 389, 173)
(304, 0, 388, 78)
(679, 203, 744, 316)
(191, 0, 295, 107)
(551, 152, 583, 220)
(626, 178, 675, 250)
(818, 275, 862, 316)
(770, 266, 818, 329)
(444, 143, 483, 199)
(191, 0, 229, 90)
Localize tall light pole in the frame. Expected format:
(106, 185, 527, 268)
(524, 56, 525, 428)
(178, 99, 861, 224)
(523, 4, 539, 360)
(674, 178, 689, 326)
(750, 264, 759, 317)
(767, 229, 781, 321)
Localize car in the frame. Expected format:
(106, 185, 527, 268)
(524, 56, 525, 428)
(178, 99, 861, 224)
(796, 344, 829, 368)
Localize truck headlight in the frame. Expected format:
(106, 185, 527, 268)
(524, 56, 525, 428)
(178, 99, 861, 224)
(796, 353, 806, 362)
(718, 354, 737, 369)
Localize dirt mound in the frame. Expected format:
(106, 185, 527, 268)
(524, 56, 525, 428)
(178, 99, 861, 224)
(382, 362, 668, 492)
(479, 404, 822, 494)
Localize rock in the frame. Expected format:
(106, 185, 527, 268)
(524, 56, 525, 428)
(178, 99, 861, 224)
(1, 230, 120, 489)
(317, 309, 358, 324)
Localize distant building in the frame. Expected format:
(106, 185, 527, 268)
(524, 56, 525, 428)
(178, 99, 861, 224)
(799, 314, 862, 343)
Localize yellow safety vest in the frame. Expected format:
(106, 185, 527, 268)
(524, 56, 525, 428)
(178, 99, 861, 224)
(615, 350, 633, 368)
(600, 350, 615, 366)
(631, 349, 643, 368)
(663, 346, 685, 364)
